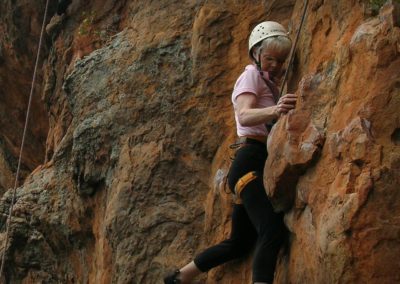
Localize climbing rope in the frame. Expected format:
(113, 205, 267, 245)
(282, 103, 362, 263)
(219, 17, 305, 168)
(278, 0, 309, 98)
(0, 0, 50, 277)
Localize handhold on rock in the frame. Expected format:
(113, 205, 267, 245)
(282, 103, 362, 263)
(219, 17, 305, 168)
(264, 114, 325, 212)
(379, 0, 400, 28)
(46, 14, 66, 36)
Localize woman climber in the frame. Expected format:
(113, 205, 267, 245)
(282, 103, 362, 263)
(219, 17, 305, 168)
(164, 21, 297, 284)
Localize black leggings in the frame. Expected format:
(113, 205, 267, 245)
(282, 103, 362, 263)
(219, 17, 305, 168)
(194, 141, 286, 283)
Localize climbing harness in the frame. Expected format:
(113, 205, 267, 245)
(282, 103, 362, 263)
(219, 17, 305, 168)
(0, 0, 50, 278)
(234, 171, 258, 204)
(226, 136, 267, 196)
(278, 0, 309, 99)
(230, 136, 267, 149)
(229, 136, 267, 160)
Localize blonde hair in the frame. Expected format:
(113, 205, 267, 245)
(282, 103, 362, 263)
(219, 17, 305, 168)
(252, 35, 292, 61)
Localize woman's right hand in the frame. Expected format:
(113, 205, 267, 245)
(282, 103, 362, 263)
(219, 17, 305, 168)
(275, 93, 297, 115)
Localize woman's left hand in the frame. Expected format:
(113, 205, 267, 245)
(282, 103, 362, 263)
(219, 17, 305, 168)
(276, 93, 297, 115)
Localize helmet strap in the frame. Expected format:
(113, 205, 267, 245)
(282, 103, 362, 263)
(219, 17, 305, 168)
(256, 50, 262, 70)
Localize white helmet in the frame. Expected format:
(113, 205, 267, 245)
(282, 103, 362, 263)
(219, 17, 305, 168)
(248, 21, 290, 60)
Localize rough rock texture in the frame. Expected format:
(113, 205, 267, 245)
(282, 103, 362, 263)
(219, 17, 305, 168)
(0, 0, 50, 195)
(0, 0, 399, 283)
(265, 1, 400, 283)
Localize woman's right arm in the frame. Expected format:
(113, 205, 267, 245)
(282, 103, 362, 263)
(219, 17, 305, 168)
(236, 93, 297, 127)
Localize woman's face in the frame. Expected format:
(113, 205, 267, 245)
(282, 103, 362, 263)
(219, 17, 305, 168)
(259, 47, 289, 79)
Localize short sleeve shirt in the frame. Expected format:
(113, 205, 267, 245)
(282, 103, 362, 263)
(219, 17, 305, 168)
(231, 64, 276, 137)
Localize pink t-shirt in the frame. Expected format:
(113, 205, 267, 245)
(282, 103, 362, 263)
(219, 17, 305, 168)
(231, 64, 276, 137)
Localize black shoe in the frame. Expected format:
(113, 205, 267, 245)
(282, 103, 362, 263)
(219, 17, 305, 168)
(163, 269, 181, 284)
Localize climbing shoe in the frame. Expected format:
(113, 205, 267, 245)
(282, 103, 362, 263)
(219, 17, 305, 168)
(163, 269, 181, 283)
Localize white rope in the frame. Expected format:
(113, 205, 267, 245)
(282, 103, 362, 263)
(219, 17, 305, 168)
(0, 0, 50, 277)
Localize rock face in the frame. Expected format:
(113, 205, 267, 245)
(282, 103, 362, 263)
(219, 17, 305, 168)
(265, 1, 400, 283)
(0, 0, 50, 195)
(0, 0, 399, 283)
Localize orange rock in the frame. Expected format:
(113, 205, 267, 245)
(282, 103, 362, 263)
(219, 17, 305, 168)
(1, 0, 399, 283)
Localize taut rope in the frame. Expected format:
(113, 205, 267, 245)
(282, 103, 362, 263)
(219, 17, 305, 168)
(0, 0, 50, 277)
(279, 0, 309, 98)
